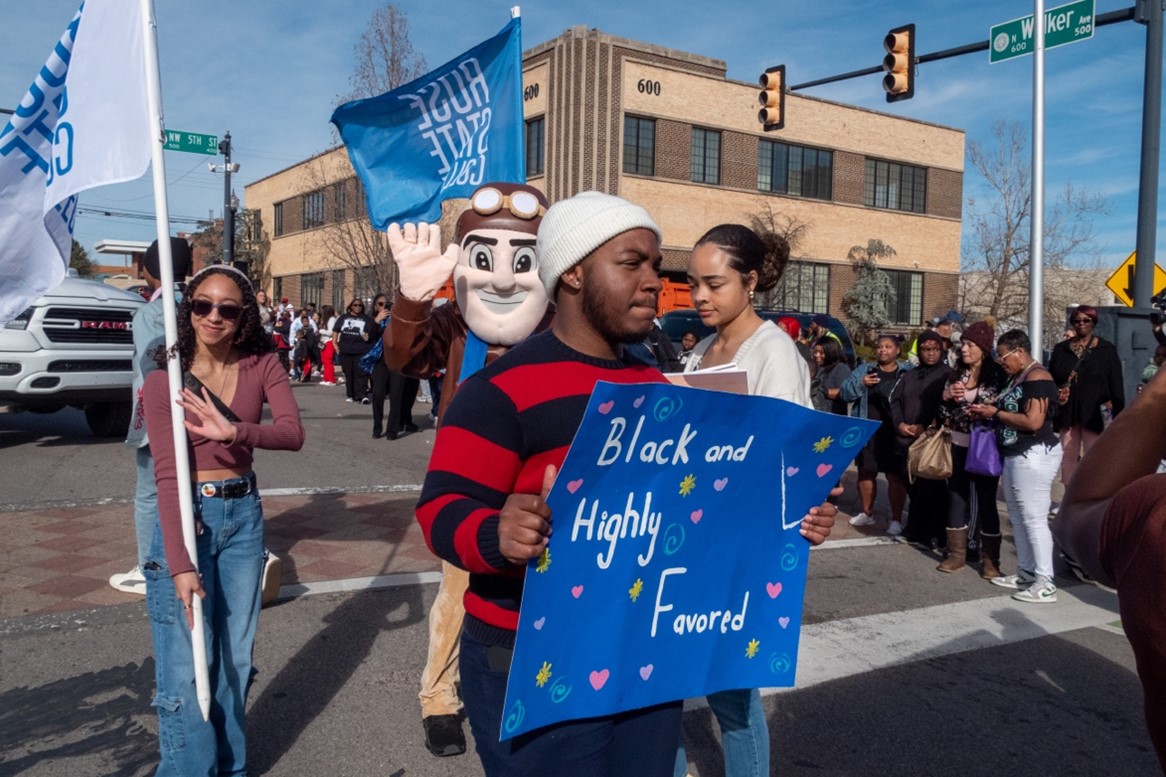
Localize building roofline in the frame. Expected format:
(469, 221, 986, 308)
(524, 26, 726, 73)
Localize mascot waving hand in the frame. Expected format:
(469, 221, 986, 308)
(383, 182, 551, 757)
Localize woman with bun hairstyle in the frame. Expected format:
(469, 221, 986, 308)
(142, 265, 304, 775)
(679, 223, 820, 777)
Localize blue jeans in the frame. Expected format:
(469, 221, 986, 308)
(674, 688, 769, 777)
(460, 629, 682, 777)
(144, 474, 264, 777)
(134, 446, 158, 566)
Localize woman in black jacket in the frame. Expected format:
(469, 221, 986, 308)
(892, 330, 953, 548)
(1047, 305, 1126, 487)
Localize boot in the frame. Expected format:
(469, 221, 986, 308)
(937, 527, 968, 573)
(980, 533, 1003, 579)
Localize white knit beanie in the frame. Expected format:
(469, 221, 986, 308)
(536, 191, 662, 298)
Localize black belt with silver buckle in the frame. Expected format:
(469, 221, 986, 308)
(197, 475, 254, 499)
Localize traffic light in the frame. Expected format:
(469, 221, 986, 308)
(882, 24, 915, 102)
(757, 65, 785, 131)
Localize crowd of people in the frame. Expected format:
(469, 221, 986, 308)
(113, 185, 1164, 776)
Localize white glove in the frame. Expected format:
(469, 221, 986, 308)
(387, 222, 459, 302)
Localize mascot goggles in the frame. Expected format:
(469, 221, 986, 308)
(470, 187, 546, 220)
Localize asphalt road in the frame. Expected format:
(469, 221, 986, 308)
(0, 380, 1161, 775)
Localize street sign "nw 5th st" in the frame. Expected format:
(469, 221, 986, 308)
(990, 0, 1095, 64)
(163, 130, 219, 155)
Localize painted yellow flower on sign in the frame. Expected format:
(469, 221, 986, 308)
(629, 578, 644, 602)
(745, 639, 760, 659)
(536, 661, 552, 687)
(679, 474, 697, 497)
(535, 547, 551, 573)
(813, 436, 834, 453)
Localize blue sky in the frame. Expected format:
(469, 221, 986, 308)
(1, 0, 1159, 270)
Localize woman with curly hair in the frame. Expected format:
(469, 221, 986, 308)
(142, 265, 304, 775)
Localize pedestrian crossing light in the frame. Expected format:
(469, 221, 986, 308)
(758, 65, 785, 131)
(882, 24, 915, 102)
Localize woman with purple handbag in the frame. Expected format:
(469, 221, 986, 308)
(969, 329, 1062, 603)
(936, 319, 1008, 575)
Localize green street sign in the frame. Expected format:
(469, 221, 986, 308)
(990, 0, 1095, 64)
(163, 129, 219, 155)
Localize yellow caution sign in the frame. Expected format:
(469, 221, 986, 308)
(1105, 251, 1166, 307)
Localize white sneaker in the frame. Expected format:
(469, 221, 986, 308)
(990, 571, 1036, 590)
(848, 512, 876, 527)
(886, 520, 903, 537)
(109, 565, 146, 595)
(1012, 575, 1057, 603)
(261, 551, 283, 607)
(319, 381, 335, 386)
(345, 397, 354, 403)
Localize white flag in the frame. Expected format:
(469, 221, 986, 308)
(0, 0, 150, 325)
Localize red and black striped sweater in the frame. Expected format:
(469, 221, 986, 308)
(417, 331, 663, 647)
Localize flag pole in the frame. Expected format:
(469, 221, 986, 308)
(139, 0, 212, 722)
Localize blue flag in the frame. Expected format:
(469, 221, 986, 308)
(500, 381, 878, 739)
(331, 18, 524, 228)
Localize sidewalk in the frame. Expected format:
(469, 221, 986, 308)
(0, 467, 1014, 620)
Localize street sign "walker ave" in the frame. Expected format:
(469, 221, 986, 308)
(990, 0, 1095, 64)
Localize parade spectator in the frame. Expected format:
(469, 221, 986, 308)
(318, 304, 338, 386)
(908, 310, 962, 367)
(417, 193, 835, 775)
(779, 316, 817, 377)
(255, 289, 274, 336)
(677, 330, 699, 368)
(273, 307, 292, 372)
(290, 309, 319, 383)
(936, 320, 1007, 574)
(892, 330, 953, 547)
(369, 294, 419, 440)
(969, 329, 1061, 602)
(807, 313, 840, 347)
(334, 298, 376, 403)
(110, 237, 192, 596)
(840, 334, 910, 535)
(142, 265, 304, 776)
(1054, 355, 1166, 767)
(680, 222, 825, 777)
(1048, 304, 1125, 487)
(386, 183, 554, 757)
(811, 336, 850, 416)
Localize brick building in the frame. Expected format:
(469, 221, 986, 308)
(246, 27, 965, 327)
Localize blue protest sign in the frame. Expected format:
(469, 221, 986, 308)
(330, 17, 524, 228)
(500, 381, 878, 739)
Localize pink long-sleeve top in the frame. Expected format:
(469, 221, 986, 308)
(144, 351, 304, 575)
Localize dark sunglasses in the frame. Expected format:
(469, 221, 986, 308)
(191, 299, 244, 321)
(1071, 317, 1094, 324)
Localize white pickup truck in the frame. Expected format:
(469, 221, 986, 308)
(0, 272, 146, 436)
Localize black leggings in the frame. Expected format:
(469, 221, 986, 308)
(340, 353, 368, 400)
(947, 443, 1001, 534)
(371, 361, 418, 434)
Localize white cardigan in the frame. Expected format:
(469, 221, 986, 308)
(684, 319, 812, 408)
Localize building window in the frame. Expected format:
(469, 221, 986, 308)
(691, 128, 721, 185)
(301, 272, 324, 309)
(883, 269, 923, 325)
(758, 141, 833, 201)
(769, 262, 829, 313)
(333, 182, 347, 221)
(303, 190, 325, 229)
(525, 117, 545, 177)
(273, 202, 284, 237)
(623, 116, 655, 176)
(863, 159, 927, 214)
(331, 270, 347, 311)
(272, 276, 282, 303)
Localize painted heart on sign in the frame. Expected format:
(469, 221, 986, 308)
(816, 463, 833, 478)
(766, 582, 783, 599)
(598, 400, 615, 414)
(690, 509, 703, 524)
(589, 669, 610, 690)
(571, 585, 584, 599)
(633, 395, 646, 408)
(566, 479, 584, 494)
(639, 664, 654, 681)
(786, 466, 800, 477)
(533, 617, 545, 630)
(714, 477, 729, 491)
(779, 616, 790, 629)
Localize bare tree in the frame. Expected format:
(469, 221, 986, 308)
(338, 4, 427, 106)
(747, 201, 812, 310)
(961, 120, 1109, 343)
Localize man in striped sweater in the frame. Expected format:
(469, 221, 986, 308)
(417, 192, 682, 775)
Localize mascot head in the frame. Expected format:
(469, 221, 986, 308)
(453, 182, 550, 346)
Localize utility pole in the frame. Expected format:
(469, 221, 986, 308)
(217, 132, 235, 267)
(1132, 0, 1163, 306)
